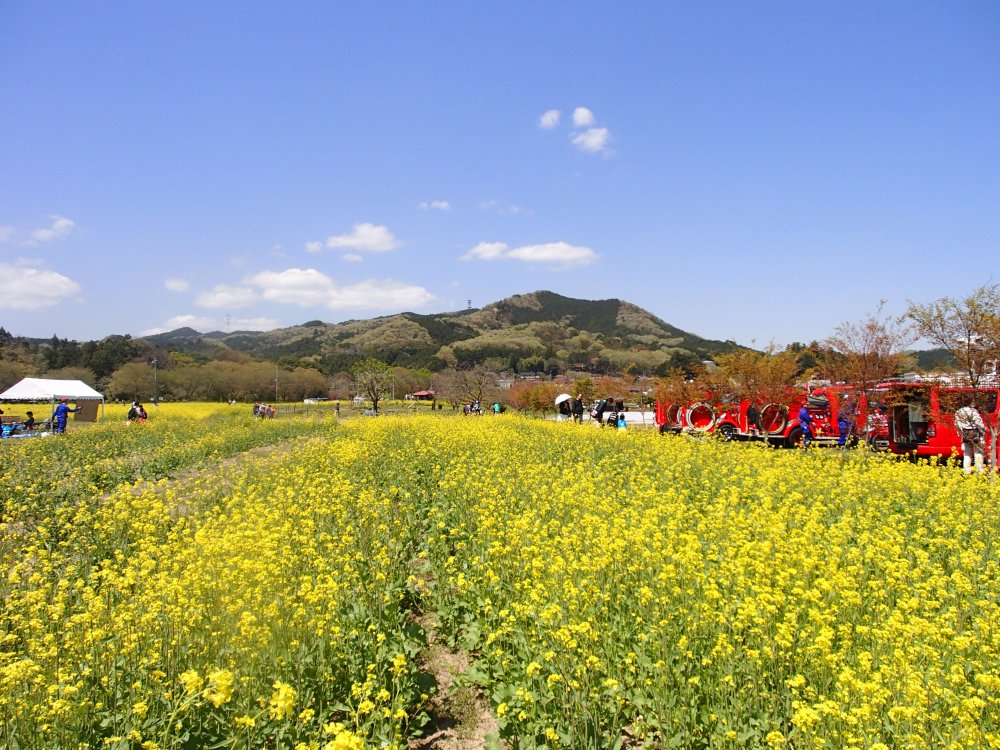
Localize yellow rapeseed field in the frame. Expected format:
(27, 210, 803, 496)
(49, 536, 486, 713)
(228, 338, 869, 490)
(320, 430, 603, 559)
(2, 411, 998, 749)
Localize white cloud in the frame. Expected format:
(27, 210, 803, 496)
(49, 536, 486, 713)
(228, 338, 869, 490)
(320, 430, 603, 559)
(480, 199, 528, 215)
(342, 254, 363, 263)
(304, 241, 324, 253)
(0, 262, 81, 310)
(420, 200, 451, 211)
(324, 280, 436, 311)
(30, 215, 75, 243)
(508, 242, 598, 265)
(248, 269, 335, 307)
(461, 241, 597, 267)
(195, 284, 259, 309)
(573, 107, 595, 127)
(572, 127, 612, 154)
(539, 109, 561, 129)
(462, 242, 510, 261)
(323, 223, 399, 252)
(164, 277, 190, 293)
(245, 267, 434, 312)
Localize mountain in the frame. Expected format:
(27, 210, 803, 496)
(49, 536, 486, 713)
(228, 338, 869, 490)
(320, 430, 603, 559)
(144, 290, 745, 374)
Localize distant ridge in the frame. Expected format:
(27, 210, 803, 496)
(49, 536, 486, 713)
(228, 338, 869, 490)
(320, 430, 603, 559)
(144, 290, 744, 374)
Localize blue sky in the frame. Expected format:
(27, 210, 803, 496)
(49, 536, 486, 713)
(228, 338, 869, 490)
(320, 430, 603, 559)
(2, 2, 998, 348)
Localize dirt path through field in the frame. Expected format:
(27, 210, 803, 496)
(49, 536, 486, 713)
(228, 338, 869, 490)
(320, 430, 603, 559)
(410, 612, 502, 750)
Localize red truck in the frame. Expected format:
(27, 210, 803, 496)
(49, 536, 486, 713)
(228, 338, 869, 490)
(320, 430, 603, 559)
(656, 384, 888, 449)
(885, 381, 998, 461)
(749, 385, 881, 448)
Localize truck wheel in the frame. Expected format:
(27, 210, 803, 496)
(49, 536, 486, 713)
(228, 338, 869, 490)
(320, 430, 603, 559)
(787, 427, 803, 448)
(717, 423, 737, 441)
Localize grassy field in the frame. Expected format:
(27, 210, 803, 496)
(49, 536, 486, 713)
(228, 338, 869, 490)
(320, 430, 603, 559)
(1, 407, 998, 749)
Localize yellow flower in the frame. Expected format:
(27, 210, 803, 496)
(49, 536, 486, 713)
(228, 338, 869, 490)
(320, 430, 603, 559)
(203, 669, 235, 708)
(179, 669, 203, 695)
(323, 721, 346, 736)
(323, 728, 366, 750)
(268, 681, 297, 720)
(390, 653, 407, 676)
(234, 715, 256, 729)
(765, 731, 785, 747)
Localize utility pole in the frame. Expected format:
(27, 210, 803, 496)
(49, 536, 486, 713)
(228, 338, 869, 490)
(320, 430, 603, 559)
(150, 358, 159, 405)
(274, 368, 279, 402)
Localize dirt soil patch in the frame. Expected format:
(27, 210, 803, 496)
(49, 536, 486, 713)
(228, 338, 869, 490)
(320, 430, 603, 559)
(410, 613, 503, 750)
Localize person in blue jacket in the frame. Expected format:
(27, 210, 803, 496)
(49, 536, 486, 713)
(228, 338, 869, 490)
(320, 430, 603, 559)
(798, 403, 812, 446)
(52, 397, 78, 434)
(837, 396, 856, 448)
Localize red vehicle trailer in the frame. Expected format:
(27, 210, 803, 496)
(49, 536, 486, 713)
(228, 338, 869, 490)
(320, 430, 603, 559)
(885, 382, 998, 461)
(656, 398, 735, 435)
(655, 400, 690, 433)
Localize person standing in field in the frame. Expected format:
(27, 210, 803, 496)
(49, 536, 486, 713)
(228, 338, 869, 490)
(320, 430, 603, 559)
(52, 398, 77, 434)
(837, 395, 856, 448)
(954, 400, 986, 474)
(599, 397, 615, 428)
(746, 401, 760, 436)
(798, 403, 813, 446)
(557, 399, 571, 420)
(571, 395, 584, 423)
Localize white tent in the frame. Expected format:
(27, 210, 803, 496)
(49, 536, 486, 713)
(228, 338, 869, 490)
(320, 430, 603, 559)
(0, 378, 105, 422)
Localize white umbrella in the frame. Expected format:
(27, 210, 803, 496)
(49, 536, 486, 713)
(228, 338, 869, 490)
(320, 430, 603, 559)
(554, 393, 572, 405)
